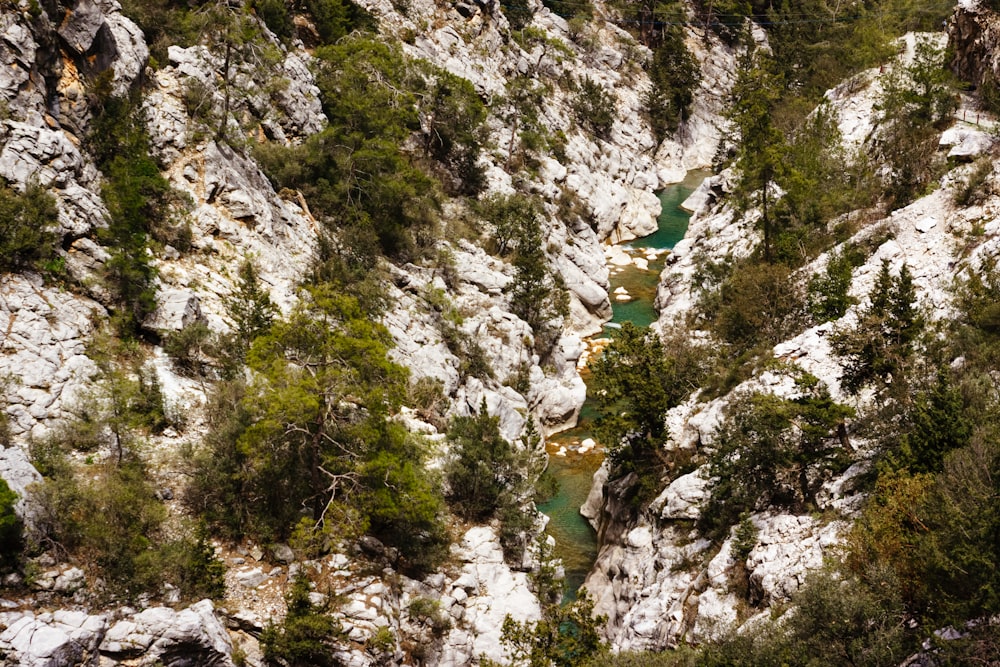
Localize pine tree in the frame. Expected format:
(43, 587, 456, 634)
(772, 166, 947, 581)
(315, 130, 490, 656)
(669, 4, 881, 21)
(727, 48, 786, 262)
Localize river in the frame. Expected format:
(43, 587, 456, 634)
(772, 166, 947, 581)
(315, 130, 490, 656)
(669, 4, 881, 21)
(538, 170, 708, 598)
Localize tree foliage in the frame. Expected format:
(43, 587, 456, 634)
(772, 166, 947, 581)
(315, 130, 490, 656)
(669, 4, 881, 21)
(256, 37, 486, 261)
(572, 77, 616, 139)
(499, 592, 607, 667)
(445, 404, 523, 521)
(591, 323, 709, 478)
(262, 572, 343, 667)
(704, 376, 853, 532)
(645, 24, 699, 140)
(0, 479, 22, 567)
(831, 260, 922, 400)
(87, 80, 173, 337)
(188, 286, 447, 572)
(0, 182, 60, 275)
(873, 37, 957, 209)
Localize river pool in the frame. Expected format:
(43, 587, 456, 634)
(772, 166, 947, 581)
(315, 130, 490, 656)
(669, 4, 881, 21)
(538, 170, 707, 599)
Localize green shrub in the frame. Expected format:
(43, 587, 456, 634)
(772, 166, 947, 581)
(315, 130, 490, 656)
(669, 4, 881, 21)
(444, 406, 523, 521)
(501, 0, 533, 30)
(262, 573, 342, 667)
(504, 207, 568, 357)
(87, 83, 170, 337)
(807, 248, 860, 323)
(0, 182, 59, 274)
(0, 479, 22, 566)
(831, 260, 922, 399)
(874, 37, 957, 210)
(256, 37, 439, 260)
(476, 193, 538, 257)
(253, 0, 293, 40)
(731, 514, 758, 563)
(953, 158, 994, 207)
(710, 262, 805, 350)
(645, 32, 700, 140)
(164, 322, 217, 378)
(305, 0, 375, 43)
(33, 459, 170, 598)
(420, 69, 487, 195)
(572, 77, 615, 139)
(703, 380, 853, 533)
(159, 522, 227, 600)
(591, 323, 711, 483)
(500, 592, 606, 667)
(408, 596, 452, 634)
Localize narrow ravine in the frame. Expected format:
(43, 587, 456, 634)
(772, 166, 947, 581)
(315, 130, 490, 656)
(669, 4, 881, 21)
(538, 170, 709, 598)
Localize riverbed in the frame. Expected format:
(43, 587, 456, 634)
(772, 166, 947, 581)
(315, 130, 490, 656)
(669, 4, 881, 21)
(538, 170, 707, 598)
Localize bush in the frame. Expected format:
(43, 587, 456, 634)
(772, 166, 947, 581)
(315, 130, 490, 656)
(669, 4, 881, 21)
(831, 260, 922, 399)
(164, 322, 217, 378)
(572, 77, 615, 139)
(256, 38, 439, 260)
(501, 0, 533, 30)
(807, 248, 861, 323)
(591, 323, 711, 482)
(420, 69, 487, 195)
(500, 592, 606, 667)
(159, 522, 227, 601)
(476, 193, 538, 257)
(703, 379, 853, 532)
(0, 182, 59, 274)
(0, 479, 22, 567)
(645, 32, 700, 140)
(253, 0, 294, 40)
(305, 0, 375, 44)
(445, 406, 523, 521)
(953, 158, 994, 207)
(33, 459, 169, 597)
(262, 573, 343, 667)
(88, 84, 170, 337)
(710, 261, 805, 350)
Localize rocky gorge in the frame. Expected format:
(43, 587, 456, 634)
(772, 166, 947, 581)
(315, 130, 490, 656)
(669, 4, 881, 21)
(0, 0, 999, 664)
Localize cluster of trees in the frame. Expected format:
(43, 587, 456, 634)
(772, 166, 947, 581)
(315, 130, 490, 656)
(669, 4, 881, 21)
(702, 375, 853, 534)
(590, 323, 710, 496)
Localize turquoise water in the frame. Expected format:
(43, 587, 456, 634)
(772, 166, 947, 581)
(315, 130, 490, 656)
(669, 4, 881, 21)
(539, 172, 706, 599)
(628, 170, 708, 251)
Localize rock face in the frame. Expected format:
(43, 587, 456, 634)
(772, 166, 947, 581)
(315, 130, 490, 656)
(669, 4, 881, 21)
(949, 0, 1000, 88)
(0, 610, 106, 667)
(0, 274, 102, 442)
(0, 601, 231, 667)
(100, 600, 234, 666)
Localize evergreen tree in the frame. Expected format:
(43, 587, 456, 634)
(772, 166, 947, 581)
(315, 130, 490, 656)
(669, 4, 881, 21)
(645, 25, 700, 140)
(505, 209, 568, 357)
(899, 370, 971, 474)
(727, 48, 785, 262)
(833, 260, 922, 399)
(444, 403, 521, 521)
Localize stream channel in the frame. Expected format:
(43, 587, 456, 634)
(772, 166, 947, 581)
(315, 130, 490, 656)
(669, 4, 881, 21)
(537, 170, 708, 598)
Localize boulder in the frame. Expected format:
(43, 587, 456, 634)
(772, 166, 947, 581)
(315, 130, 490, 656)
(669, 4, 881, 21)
(57, 0, 105, 55)
(143, 289, 204, 333)
(99, 600, 234, 666)
(0, 611, 107, 667)
(654, 468, 711, 520)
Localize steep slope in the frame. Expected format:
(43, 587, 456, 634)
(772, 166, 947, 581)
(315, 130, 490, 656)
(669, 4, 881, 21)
(0, 0, 733, 664)
(584, 24, 1000, 653)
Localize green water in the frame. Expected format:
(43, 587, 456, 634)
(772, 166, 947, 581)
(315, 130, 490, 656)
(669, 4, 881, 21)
(538, 172, 706, 599)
